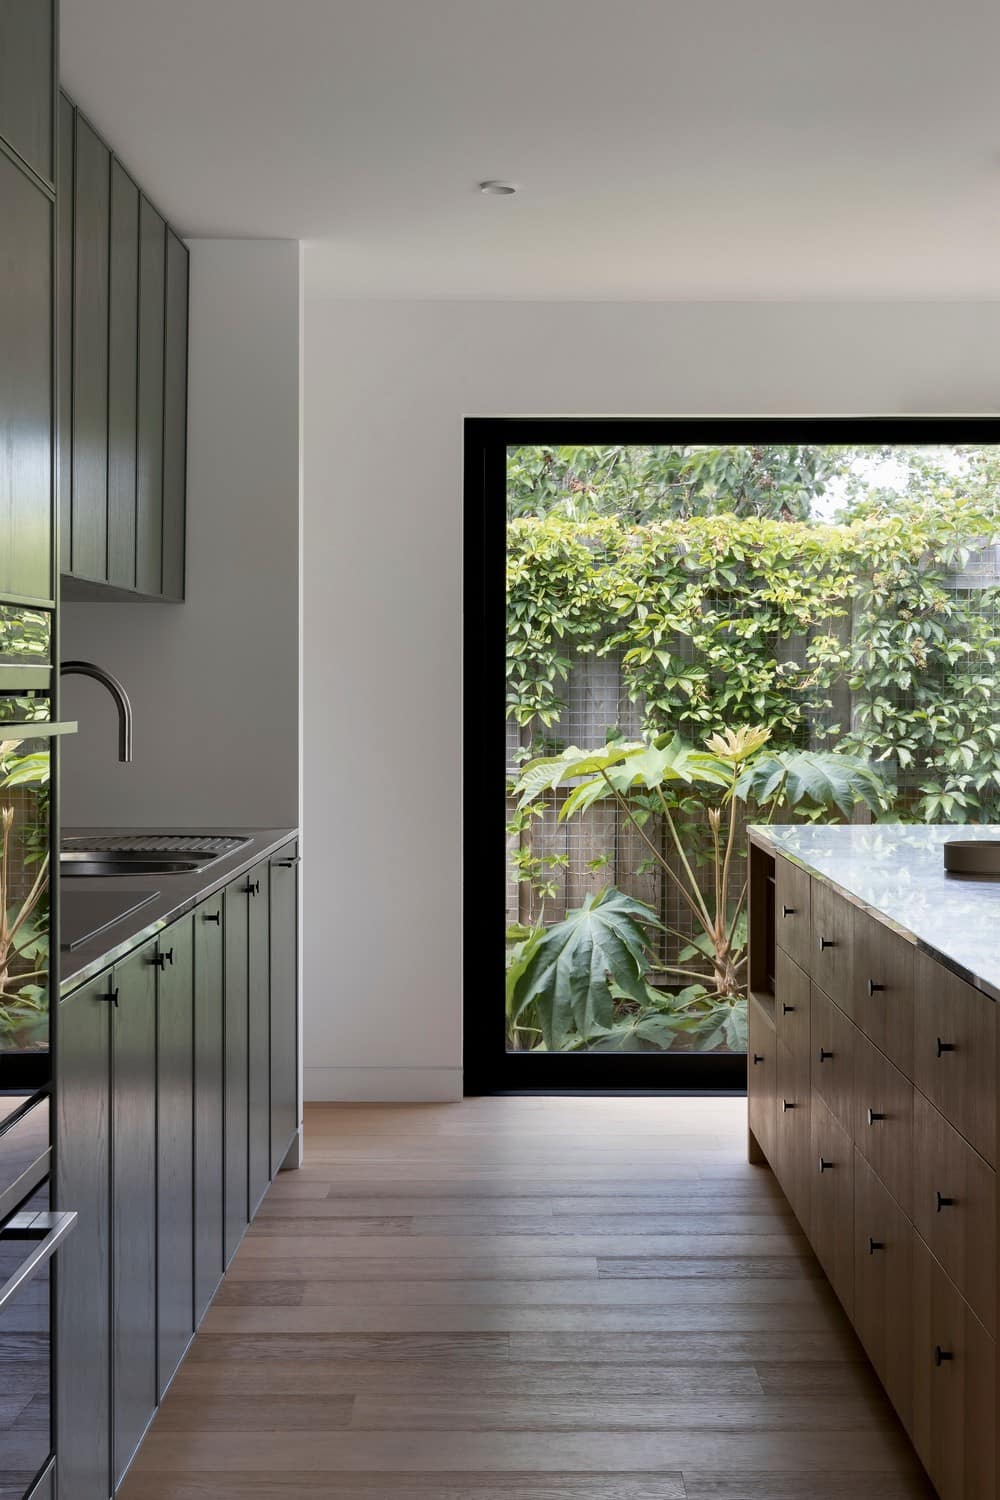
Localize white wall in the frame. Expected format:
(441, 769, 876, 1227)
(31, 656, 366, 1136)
(301, 285, 1000, 1101)
(61, 239, 301, 831)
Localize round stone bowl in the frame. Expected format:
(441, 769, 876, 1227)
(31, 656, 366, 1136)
(943, 839, 1000, 876)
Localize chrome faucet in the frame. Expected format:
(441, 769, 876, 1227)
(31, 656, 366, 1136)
(59, 661, 133, 763)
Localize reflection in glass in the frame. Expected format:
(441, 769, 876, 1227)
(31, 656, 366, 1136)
(0, 733, 49, 1057)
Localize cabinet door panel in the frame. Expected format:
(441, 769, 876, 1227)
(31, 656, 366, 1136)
(851, 907, 914, 1077)
(0, 151, 52, 601)
(912, 1235, 996, 1500)
(853, 1150, 914, 1436)
(810, 880, 853, 1012)
(0, 0, 54, 182)
(913, 949, 996, 1166)
(224, 876, 249, 1264)
(71, 113, 110, 581)
(194, 897, 225, 1321)
(774, 1038, 811, 1232)
(108, 159, 139, 589)
(810, 983, 855, 1135)
(136, 195, 165, 596)
(773, 857, 811, 970)
(810, 1092, 854, 1318)
(853, 1029, 913, 1218)
(747, 994, 776, 1168)
(774, 947, 809, 1056)
(57, 93, 73, 577)
(112, 941, 157, 1486)
(248, 860, 272, 1215)
(912, 1092, 996, 1337)
(55, 975, 112, 1500)
(161, 228, 188, 599)
(156, 917, 195, 1395)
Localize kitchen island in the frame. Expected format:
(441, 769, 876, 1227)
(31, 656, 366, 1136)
(747, 822, 1000, 1500)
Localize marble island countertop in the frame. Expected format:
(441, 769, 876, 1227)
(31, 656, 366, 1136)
(749, 823, 1000, 1002)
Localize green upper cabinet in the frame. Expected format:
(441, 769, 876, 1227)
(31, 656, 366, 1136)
(0, 0, 55, 185)
(0, 149, 53, 603)
(58, 91, 189, 602)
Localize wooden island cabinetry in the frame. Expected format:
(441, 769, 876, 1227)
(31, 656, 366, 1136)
(748, 826, 1000, 1500)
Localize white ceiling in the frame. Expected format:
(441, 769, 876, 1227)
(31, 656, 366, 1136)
(62, 0, 1000, 298)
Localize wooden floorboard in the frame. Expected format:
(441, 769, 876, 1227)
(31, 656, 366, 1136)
(121, 1096, 935, 1499)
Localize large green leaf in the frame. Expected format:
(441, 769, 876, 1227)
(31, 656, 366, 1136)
(736, 749, 888, 817)
(510, 887, 661, 1050)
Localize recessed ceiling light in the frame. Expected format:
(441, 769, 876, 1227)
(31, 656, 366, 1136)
(479, 180, 517, 195)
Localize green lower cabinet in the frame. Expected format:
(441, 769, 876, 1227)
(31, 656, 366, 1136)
(248, 861, 271, 1216)
(270, 843, 299, 1174)
(193, 898, 225, 1322)
(156, 918, 195, 1396)
(223, 875, 250, 1265)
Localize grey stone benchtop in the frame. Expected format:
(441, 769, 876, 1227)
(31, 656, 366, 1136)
(749, 823, 1000, 1002)
(59, 827, 298, 997)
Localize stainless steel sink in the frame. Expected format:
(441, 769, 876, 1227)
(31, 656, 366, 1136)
(60, 852, 200, 877)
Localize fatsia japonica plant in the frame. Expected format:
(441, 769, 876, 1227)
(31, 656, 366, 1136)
(509, 726, 888, 1053)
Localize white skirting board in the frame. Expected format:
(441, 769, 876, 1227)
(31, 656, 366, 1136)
(304, 1066, 463, 1102)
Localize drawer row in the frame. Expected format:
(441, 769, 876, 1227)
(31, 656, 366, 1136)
(773, 857, 996, 1165)
(749, 981, 997, 1337)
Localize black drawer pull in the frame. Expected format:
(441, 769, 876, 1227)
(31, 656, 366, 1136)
(936, 1191, 955, 1213)
(818, 1047, 833, 1062)
(781, 904, 796, 917)
(152, 947, 174, 969)
(782, 1003, 795, 1015)
(203, 911, 221, 924)
(782, 1099, 795, 1111)
(934, 1346, 954, 1367)
(867, 979, 885, 997)
(867, 1108, 885, 1125)
(245, 878, 260, 897)
(99, 987, 119, 1008)
(818, 1156, 833, 1173)
(868, 1237, 884, 1254)
(752, 1053, 764, 1065)
(275, 856, 300, 868)
(818, 936, 835, 950)
(936, 1037, 955, 1057)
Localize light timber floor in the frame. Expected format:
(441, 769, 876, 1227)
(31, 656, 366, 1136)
(122, 1095, 934, 1499)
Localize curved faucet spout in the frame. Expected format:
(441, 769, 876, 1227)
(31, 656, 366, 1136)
(59, 660, 133, 763)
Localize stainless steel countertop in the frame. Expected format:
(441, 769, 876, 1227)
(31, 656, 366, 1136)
(59, 827, 298, 996)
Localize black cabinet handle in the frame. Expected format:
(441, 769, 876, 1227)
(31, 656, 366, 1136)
(782, 1099, 795, 1111)
(275, 856, 300, 869)
(936, 1037, 955, 1057)
(867, 1108, 885, 1125)
(203, 911, 221, 924)
(936, 1191, 955, 1213)
(868, 1237, 884, 1254)
(818, 1156, 833, 1173)
(818, 936, 835, 950)
(99, 987, 119, 1008)
(781, 904, 796, 917)
(245, 879, 260, 897)
(934, 1346, 954, 1367)
(867, 979, 884, 997)
(818, 1047, 833, 1062)
(782, 1003, 795, 1015)
(152, 948, 174, 969)
(752, 1053, 764, 1065)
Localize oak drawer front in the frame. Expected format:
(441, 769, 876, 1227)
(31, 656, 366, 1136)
(912, 1092, 996, 1337)
(748, 995, 776, 1166)
(913, 950, 996, 1166)
(810, 1092, 854, 1318)
(774, 1038, 811, 1233)
(774, 856, 811, 969)
(851, 907, 914, 1077)
(912, 1235, 996, 1500)
(810, 983, 855, 1135)
(854, 1149, 914, 1436)
(809, 879, 853, 1007)
(774, 947, 809, 1056)
(853, 1030, 914, 1218)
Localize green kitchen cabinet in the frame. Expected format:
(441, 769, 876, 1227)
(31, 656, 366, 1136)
(193, 896, 225, 1322)
(156, 918, 195, 1396)
(162, 228, 189, 600)
(269, 843, 299, 1174)
(56, 973, 113, 1500)
(0, 0, 55, 184)
(223, 875, 250, 1265)
(0, 148, 52, 602)
(107, 157, 140, 590)
(70, 113, 110, 583)
(248, 860, 271, 1216)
